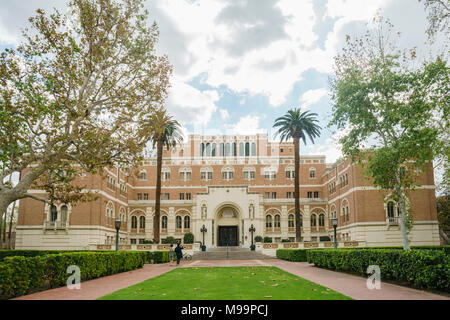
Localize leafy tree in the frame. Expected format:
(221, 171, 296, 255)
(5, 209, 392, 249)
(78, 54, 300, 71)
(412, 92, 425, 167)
(273, 109, 321, 242)
(436, 194, 450, 243)
(0, 0, 172, 216)
(419, 0, 450, 37)
(329, 16, 448, 249)
(143, 108, 183, 243)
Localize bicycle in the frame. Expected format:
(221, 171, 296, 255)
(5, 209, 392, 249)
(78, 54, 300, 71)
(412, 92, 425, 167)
(183, 253, 192, 260)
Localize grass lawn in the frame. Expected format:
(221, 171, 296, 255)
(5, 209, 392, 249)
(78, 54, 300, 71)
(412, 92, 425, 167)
(99, 266, 352, 300)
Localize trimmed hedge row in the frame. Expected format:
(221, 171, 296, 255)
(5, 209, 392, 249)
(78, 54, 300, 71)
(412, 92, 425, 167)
(0, 251, 148, 299)
(0, 250, 110, 262)
(306, 249, 450, 292)
(276, 249, 308, 262)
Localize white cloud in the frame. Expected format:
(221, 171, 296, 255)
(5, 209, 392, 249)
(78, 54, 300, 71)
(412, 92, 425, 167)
(299, 88, 329, 109)
(165, 80, 219, 126)
(225, 115, 266, 135)
(219, 109, 230, 120)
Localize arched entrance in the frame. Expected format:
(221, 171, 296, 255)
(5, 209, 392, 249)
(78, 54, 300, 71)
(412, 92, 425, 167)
(215, 204, 240, 247)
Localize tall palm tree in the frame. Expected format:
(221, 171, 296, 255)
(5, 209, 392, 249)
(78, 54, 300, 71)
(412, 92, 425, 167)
(146, 108, 183, 243)
(273, 109, 321, 242)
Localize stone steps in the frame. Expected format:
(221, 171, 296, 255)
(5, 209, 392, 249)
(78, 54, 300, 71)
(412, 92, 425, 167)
(192, 249, 272, 260)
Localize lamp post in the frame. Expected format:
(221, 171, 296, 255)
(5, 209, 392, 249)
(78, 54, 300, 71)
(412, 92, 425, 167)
(332, 217, 338, 249)
(200, 225, 207, 251)
(115, 219, 121, 251)
(249, 224, 256, 251)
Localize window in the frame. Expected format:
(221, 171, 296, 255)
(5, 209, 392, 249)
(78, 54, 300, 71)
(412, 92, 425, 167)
(140, 171, 146, 180)
(179, 168, 192, 181)
(309, 169, 315, 178)
(139, 239, 145, 244)
(184, 216, 190, 229)
(61, 205, 68, 222)
(137, 193, 142, 200)
(251, 142, 256, 156)
(274, 215, 281, 228)
(314, 191, 319, 198)
(307, 192, 312, 198)
(272, 192, 277, 199)
(239, 142, 244, 156)
(311, 214, 317, 227)
(130, 239, 137, 244)
(222, 166, 234, 180)
(50, 205, 58, 222)
(201, 167, 213, 181)
(265, 192, 270, 199)
(176, 216, 182, 229)
(286, 192, 292, 199)
(265, 215, 273, 228)
(139, 216, 145, 229)
(161, 216, 168, 229)
(144, 193, 148, 200)
(288, 214, 295, 227)
(131, 216, 137, 229)
(179, 193, 185, 200)
(285, 167, 294, 179)
(225, 143, 230, 156)
(232, 142, 237, 156)
(243, 167, 255, 180)
(286, 171, 291, 179)
(186, 193, 191, 200)
(165, 193, 170, 200)
(212, 143, 216, 157)
(319, 214, 325, 227)
(387, 202, 395, 218)
(208, 172, 213, 180)
(245, 142, 250, 157)
(264, 168, 276, 179)
(280, 148, 284, 153)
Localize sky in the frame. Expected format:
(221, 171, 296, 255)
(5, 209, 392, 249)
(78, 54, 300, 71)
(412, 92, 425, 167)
(0, 0, 443, 165)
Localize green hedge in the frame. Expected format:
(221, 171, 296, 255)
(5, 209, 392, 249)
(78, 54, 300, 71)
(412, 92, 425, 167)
(307, 249, 450, 292)
(0, 250, 111, 262)
(0, 251, 148, 299)
(276, 249, 308, 262)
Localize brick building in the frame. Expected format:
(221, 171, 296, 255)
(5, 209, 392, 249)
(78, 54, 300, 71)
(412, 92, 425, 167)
(16, 134, 440, 250)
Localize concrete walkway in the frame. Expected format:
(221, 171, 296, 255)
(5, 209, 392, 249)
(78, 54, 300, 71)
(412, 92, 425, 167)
(14, 259, 449, 300)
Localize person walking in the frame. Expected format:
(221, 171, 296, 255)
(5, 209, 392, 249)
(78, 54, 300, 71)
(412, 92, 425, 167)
(175, 242, 184, 266)
(169, 244, 174, 266)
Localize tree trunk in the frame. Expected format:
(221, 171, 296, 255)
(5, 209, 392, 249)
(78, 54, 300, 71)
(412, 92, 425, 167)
(2, 207, 6, 246)
(294, 137, 301, 242)
(439, 228, 450, 245)
(8, 200, 16, 249)
(153, 139, 163, 244)
(395, 183, 410, 249)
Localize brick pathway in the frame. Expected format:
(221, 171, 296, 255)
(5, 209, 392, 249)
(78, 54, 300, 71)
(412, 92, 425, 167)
(14, 259, 449, 300)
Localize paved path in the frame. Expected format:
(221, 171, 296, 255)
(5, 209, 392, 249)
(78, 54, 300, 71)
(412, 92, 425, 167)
(14, 259, 449, 300)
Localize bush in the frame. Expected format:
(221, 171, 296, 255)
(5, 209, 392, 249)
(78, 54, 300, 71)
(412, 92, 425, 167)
(306, 249, 450, 292)
(0, 251, 148, 299)
(161, 236, 176, 244)
(142, 240, 153, 244)
(263, 237, 272, 243)
(281, 239, 291, 243)
(0, 250, 109, 263)
(254, 236, 263, 243)
(184, 233, 194, 244)
(276, 249, 308, 262)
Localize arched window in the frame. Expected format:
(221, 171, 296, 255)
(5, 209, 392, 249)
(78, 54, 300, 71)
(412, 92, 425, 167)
(245, 142, 250, 157)
(131, 216, 137, 229)
(184, 216, 190, 229)
(206, 143, 211, 157)
(119, 207, 126, 222)
(299, 214, 303, 227)
(251, 142, 256, 156)
(201, 166, 213, 181)
(140, 170, 146, 180)
(319, 214, 325, 227)
(220, 143, 224, 156)
(50, 205, 58, 222)
(139, 216, 145, 229)
(243, 166, 255, 180)
(387, 202, 395, 218)
(225, 143, 230, 156)
(288, 214, 295, 228)
(212, 143, 216, 157)
(239, 142, 244, 156)
(221, 166, 234, 180)
(265, 215, 273, 228)
(176, 216, 182, 229)
(311, 214, 317, 227)
(161, 216, 168, 229)
(60, 205, 68, 222)
(200, 143, 205, 157)
(232, 142, 237, 156)
(274, 214, 281, 228)
(106, 202, 115, 225)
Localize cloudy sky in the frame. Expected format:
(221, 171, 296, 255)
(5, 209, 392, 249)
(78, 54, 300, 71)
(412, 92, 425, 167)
(0, 0, 440, 163)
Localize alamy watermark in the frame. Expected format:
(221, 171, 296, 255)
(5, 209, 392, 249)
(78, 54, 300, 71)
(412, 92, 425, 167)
(66, 265, 81, 290)
(366, 265, 381, 290)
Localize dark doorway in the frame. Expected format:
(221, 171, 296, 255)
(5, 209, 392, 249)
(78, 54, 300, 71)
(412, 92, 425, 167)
(218, 226, 238, 246)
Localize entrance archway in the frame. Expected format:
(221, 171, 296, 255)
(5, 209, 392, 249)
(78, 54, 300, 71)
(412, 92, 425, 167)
(215, 204, 241, 247)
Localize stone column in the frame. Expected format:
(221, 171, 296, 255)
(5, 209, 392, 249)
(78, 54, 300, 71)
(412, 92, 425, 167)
(281, 205, 288, 239)
(303, 205, 311, 241)
(146, 207, 153, 241)
(168, 207, 175, 237)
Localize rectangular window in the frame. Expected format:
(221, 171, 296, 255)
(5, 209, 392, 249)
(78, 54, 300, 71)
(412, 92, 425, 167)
(201, 172, 206, 180)
(244, 171, 248, 179)
(250, 171, 255, 179)
(165, 193, 170, 200)
(314, 191, 319, 198)
(208, 172, 213, 180)
(280, 148, 284, 153)
(286, 192, 292, 198)
(272, 192, 277, 199)
(307, 192, 312, 198)
(137, 193, 142, 200)
(286, 171, 290, 179)
(130, 239, 136, 244)
(179, 193, 184, 200)
(186, 193, 191, 200)
(310, 170, 315, 178)
(186, 172, 191, 180)
(265, 192, 270, 199)
(180, 172, 185, 180)
(229, 172, 234, 179)
(139, 239, 145, 244)
(144, 193, 148, 200)
(222, 172, 227, 179)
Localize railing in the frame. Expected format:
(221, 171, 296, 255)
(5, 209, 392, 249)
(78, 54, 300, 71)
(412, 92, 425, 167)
(44, 221, 69, 229)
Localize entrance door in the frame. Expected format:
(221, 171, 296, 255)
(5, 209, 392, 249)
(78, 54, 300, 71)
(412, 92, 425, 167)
(218, 226, 238, 246)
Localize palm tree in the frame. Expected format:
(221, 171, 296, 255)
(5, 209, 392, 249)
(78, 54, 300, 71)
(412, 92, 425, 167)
(146, 108, 183, 243)
(273, 109, 321, 242)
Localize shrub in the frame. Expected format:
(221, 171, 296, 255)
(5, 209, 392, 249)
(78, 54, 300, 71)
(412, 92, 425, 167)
(276, 249, 308, 262)
(183, 233, 194, 244)
(263, 237, 272, 243)
(254, 236, 263, 243)
(0, 251, 148, 299)
(306, 249, 450, 292)
(142, 240, 153, 244)
(161, 236, 176, 244)
(281, 239, 291, 243)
